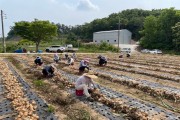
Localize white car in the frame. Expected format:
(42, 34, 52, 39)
(121, 48, 131, 53)
(141, 49, 150, 53)
(45, 45, 66, 53)
(149, 49, 162, 54)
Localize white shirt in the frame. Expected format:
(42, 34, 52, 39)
(75, 76, 94, 88)
(68, 58, 74, 64)
(54, 54, 59, 60)
(79, 60, 88, 67)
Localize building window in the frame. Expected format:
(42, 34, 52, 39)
(114, 40, 116, 42)
(107, 40, 109, 42)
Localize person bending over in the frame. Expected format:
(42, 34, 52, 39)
(79, 59, 90, 73)
(54, 53, 60, 63)
(75, 73, 97, 102)
(42, 64, 56, 77)
(98, 55, 107, 66)
(67, 57, 75, 68)
(34, 56, 43, 66)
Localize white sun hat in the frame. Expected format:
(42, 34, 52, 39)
(83, 73, 98, 79)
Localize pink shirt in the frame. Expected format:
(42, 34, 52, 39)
(75, 76, 94, 88)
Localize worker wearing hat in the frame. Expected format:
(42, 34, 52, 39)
(42, 64, 57, 77)
(79, 59, 90, 73)
(75, 73, 98, 102)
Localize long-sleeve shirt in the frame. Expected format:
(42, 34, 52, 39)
(54, 54, 59, 60)
(100, 56, 107, 61)
(44, 66, 54, 74)
(68, 58, 74, 65)
(72, 53, 76, 58)
(79, 60, 88, 67)
(75, 76, 94, 88)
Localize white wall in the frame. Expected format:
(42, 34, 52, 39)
(93, 29, 132, 44)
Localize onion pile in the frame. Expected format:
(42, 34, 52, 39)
(0, 62, 39, 120)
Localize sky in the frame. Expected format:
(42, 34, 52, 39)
(0, 0, 180, 36)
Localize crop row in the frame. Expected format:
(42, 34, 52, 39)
(87, 60, 180, 83)
(0, 61, 39, 120)
(77, 54, 180, 71)
(15, 56, 151, 119)
(43, 55, 180, 102)
(40, 57, 179, 117)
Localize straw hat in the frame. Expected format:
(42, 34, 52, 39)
(83, 73, 98, 79)
(84, 58, 90, 62)
(84, 60, 89, 63)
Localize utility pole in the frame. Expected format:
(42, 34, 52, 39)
(117, 17, 120, 49)
(1, 10, 6, 53)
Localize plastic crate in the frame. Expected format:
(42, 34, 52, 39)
(76, 90, 84, 96)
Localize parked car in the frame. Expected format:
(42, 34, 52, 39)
(45, 45, 66, 53)
(149, 49, 162, 54)
(141, 49, 150, 53)
(121, 48, 131, 53)
(64, 44, 79, 52)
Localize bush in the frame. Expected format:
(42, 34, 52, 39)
(18, 39, 33, 45)
(6, 44, 17, 52)
(80, 42, 119, 52)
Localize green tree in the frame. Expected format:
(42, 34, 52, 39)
(67, 32, 77, 41)
(70, 9, 151, 41)
(14, 20, 57, 52)
(139, 15, 158, 48)
(157, 8, 180, 49)
(140, 8, 180, 50)
(172, 22, 180, 51)
(6, 26, 16, 40)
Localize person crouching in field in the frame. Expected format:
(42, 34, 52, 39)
(126, 52, 131, 58)
(54, 52, 60, 63)
(67, 57, 75, 68)
(65, 53, 68, 60)
(72, 52, 77, 60)
(42, 64, 56, 77)
(75, 73, 97, 102)
(98, 55, 107, 66)
(34, 56, 43, 66)
(79, 59, 90, 73)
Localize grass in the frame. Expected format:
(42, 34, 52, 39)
(33, 80, 45, 87)
(47, 104, 55, 113)
(78, 47, 106, 53)
(65, 108, 91, 120)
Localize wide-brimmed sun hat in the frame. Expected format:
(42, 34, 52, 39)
(83, 73, 98, 79)
(84, 60, 89, 63)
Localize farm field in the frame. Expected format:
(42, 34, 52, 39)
(0, 53, 180, 120)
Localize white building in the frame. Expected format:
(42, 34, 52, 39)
(93, 29, 132, 44)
